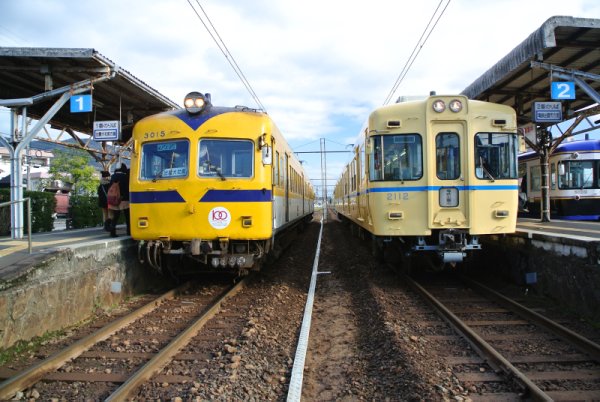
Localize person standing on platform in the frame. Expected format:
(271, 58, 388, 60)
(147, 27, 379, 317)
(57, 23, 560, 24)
(108, 163, 130, 237)
(97, 170, 111, 231)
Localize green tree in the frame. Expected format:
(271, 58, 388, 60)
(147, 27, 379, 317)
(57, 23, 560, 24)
(49, 149, 99, 196)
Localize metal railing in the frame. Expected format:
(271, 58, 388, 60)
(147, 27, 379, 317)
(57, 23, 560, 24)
(0, 198, 32, 254)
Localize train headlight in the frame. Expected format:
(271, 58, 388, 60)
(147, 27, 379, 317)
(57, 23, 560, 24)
(220, 257, 227, 267)
(439, 187, 459, 207)
(184, 91, 211, 114)
(228, 256, 237, 267)
(432, 100, 446, 113)
(449, 99, 463, 113)
(236, 256, 246, 266)
(211, 258, 220, 268)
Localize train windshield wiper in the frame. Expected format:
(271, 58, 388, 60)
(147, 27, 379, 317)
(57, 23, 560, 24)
(480, 157, 495, 182)
(206, 161, 226, 181)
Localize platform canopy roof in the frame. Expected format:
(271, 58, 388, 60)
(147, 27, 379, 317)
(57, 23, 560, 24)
(461, 16, 600, 124)
(0, 47, 179, 135)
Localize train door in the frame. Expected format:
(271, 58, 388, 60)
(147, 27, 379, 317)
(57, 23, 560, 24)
(272, 142, 278, 230)
(429, 122, 469, 227)
(285, 153, 289, 223)
(357, 144, 366, 222)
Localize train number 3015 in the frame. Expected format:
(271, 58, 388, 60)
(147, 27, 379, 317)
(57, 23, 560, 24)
(144, 131, 167, 139)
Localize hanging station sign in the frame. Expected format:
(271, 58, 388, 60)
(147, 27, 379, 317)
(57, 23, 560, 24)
(93, 120, 120, 141)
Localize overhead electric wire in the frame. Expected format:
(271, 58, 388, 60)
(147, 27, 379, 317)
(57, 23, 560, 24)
(186, 0, 267, 112)
(382, 0, 452, 106)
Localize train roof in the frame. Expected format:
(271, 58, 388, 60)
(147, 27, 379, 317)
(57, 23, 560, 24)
(519, 139, 600, 160)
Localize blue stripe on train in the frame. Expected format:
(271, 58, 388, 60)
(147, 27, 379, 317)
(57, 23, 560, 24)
(130, 190, 185, 203)
(199, 189, 272, 202)
(172, 107, 237, 130)
(131, 189, 273, 203)
(366, 185, 519, 193)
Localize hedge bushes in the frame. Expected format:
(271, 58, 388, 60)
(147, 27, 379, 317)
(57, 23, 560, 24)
(69, 194, 103, 229)
(0, 189, 105, 235)
(0, 189, 55, 234)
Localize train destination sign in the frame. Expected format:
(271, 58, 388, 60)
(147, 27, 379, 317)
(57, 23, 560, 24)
(532, 101, 563, 123)
(93, 120, 120, 141)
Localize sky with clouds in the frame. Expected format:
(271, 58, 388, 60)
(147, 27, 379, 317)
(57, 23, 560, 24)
(1, 0, 599, 195)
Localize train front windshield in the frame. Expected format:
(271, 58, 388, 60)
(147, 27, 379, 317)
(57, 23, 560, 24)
(199, 139, 254, 178)
(475, 133, 519, 180)
(369, 134, 423, 181)
(140, 140, 190, 180)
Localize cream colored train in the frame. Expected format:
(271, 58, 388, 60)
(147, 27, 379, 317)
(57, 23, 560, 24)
(333, 95, 519, 267)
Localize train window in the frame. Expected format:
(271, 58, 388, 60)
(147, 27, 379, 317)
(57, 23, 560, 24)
(368, 134, 422, 182)
(198, 139, 253, 179)
(140, 140, 190, 181)
(360, 144, 365, 181)
(558, 160, 596, 189)
(475, 133, 519, 180)
(530, 166, 541, 192)
(274, 151, 280, 185)
(436, 133, 460, 180)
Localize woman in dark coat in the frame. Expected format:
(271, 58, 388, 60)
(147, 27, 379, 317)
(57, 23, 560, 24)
(97, 171, 111, 231)
(108, 164, 130, 237)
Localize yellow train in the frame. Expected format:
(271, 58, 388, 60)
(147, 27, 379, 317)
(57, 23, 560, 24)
(333, 94, 519, 268)
(130, 92, 314, 275)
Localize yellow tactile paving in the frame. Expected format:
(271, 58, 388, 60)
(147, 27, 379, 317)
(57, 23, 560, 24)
(0, 234, 109, 258)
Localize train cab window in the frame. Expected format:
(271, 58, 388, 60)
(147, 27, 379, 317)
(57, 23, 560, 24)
(140, 140, 190, 180)
(475, 133, 519, 180)
(368, 134, 422, 181)
(558, 160, 596, 189)
(436, 133, 460, 180)
(198, 139, 253, 179)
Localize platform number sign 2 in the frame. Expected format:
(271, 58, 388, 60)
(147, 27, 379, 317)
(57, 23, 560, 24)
(551, 82, 575, 100)
(70, 94, 93, 113)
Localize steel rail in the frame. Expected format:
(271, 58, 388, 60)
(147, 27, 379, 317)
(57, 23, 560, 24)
(461, 276, 600, 362)
(105, 277, 247, 401)
(0, 285, 187, 400)
(404, 275, 552, 402)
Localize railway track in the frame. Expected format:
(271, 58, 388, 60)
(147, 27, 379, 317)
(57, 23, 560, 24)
(407, 273, 600, 401)
(0, 280, 245, 400)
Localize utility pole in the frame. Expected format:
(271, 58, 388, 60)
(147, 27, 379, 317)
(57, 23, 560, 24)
(320, 138, 327, 221)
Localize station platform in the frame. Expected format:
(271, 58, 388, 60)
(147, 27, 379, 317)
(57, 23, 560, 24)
(516, 217, 600, 242)
(0, 224, 130, 283)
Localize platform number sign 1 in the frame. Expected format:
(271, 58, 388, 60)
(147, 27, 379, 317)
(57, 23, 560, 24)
(551, 82, 575, 100)
(70, 94, 93, 113)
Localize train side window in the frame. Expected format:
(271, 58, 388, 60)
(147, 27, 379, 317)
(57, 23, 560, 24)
(436, 133, 460, 180)
(557, 160, 595, 189)
(530, 166, 541, 191)
(274, 150, 280, 185)
(140, 139, 190, 181)
(360, 144, 365, 182)
(368, 136, 383, 181)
